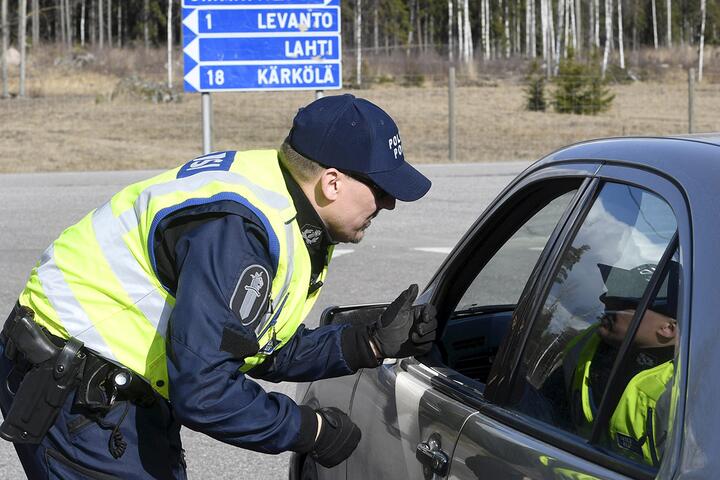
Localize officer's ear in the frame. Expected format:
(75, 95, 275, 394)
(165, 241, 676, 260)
(657, 320, 677, 341)
(317, 168, 342, 202)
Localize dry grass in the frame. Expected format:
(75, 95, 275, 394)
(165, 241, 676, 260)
(1, 47, 719, 173)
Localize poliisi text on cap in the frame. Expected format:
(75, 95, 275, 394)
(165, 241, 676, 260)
(389, 134, 403, 160)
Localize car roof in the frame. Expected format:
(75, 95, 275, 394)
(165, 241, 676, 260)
(534, 134, 720, 178)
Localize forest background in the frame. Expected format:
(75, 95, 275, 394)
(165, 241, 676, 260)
(1, 0, 720, 172)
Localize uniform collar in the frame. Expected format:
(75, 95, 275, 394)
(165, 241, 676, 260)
(280, 163, 336, 259)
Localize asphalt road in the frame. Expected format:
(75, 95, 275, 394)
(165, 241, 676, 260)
(0, 161, 529, 478)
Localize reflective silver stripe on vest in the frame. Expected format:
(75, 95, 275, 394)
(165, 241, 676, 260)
(92, 203, 174, 337)
(36, 245, 119, 361)
(132, 170, 290, 218)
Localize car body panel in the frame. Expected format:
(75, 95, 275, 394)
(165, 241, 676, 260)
(294, 136, 720, 480)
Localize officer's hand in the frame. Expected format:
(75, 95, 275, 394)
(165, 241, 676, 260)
(310, 407, 361, 468)
(370, 284, 438, 359)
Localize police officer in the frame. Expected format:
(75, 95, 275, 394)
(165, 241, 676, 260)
(0, 94, 437, 478)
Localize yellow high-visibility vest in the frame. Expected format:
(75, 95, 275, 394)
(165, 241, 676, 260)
(19, 150, 330, 398)
(569, 331, 673, 466)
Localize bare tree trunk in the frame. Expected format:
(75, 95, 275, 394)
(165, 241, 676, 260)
(59, 0, 66, 45)
(143, 0, 149, 51)
(503, 0, 509, 57)
(107, 0, 112, 47)
(483, 0, 490, 59)
(602, 0, 611, 76)
(594, 0, 600, 48)
(406, 0, 414, 55)
(651, 0, 658, 48)
(464, 0, 472, 63)
(167, 0, 172, 88)
(91, 0, 96, 46)
(31, 0, 38, 45)
(98, 0, 103, 48)
(555, 0, 564, 59)
(66, 0, 73, 48)
(547, 0, 555, 71)
(355, 0, 361, 83)
(117, 1, 121, 47)
(448, 0, 453, 62)
(80, 0, 85, 46)
(530, 0, 536, 57)
(574, 0, 580, 51)
(457, 4, 463, 60)
(372, 0, 378, 53)
(699, 0, 706, 81)
(617, 0, 624, 68)
(665, 0, 671, 47)
(1, 0, 7, 98)
(19, 0, 27, 97)
(540, 0, 548, 61)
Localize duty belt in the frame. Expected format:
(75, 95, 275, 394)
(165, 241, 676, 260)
(0, 303, 156, 445)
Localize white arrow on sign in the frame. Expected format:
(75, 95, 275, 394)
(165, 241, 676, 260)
(184, 65, 200, 90)
(183, 9, 199, 35)
(184, 37, 200, 63)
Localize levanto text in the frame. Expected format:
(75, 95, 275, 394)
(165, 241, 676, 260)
(257, 11, 335, 30)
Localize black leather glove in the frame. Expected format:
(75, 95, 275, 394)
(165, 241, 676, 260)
(370, 284, 437, 358)
(310, 407, 361, 468)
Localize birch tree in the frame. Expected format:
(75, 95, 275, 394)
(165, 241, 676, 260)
(31, 0, 37, 45)
(99, 0, 104, 48)
(699, 0, 706, 81)
(108, 0, 112, 48)
(356, 0, 362, 84)
(19, 0, 27, 97)
(602, 0, 611, 76)
(167, 0, 173, 88)
(666, 0, 671, 46)
(1, 0, 7, 99)
(651, 0, 658, 48)
(463, 0, 472, 63)
(448, 0, 453, 61)
(617, 0, 624, 69)
(81, 0, 86, 46)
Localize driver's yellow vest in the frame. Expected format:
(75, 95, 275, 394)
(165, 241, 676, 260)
(569, 331, 673, 466)
(18, 150, 330, 399)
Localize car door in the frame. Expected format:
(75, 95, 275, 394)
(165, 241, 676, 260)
(340, 163, 599, 480)
(449, 165, 690, 480)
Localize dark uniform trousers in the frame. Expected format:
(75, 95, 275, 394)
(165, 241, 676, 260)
(0, 340, 187, 480)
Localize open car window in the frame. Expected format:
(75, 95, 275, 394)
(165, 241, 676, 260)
(438, 186, 580, 384)
(507, 182, 679, 471)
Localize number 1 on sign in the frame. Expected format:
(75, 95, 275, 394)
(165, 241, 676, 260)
(207, 70, 225, 86)
(205, 13, 212, 30)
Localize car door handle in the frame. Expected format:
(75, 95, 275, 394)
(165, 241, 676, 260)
(416, 438, 449, 476)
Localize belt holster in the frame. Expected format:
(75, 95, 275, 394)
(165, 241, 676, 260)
(0, 305, 86, 444)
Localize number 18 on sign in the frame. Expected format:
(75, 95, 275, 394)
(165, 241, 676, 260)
(182, 0, 342, 92)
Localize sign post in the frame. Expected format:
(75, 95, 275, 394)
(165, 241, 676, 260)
(183, 0, 342, 152)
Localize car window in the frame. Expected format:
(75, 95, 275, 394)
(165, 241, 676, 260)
(455, 190, 579, 312)
(508, 182, 678, 470)
(440, 188, 579, 383)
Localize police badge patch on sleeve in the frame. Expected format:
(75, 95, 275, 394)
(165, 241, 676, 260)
(230, 265, 270, 329)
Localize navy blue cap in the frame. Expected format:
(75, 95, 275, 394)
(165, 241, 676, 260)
(288, 94, 431, 202)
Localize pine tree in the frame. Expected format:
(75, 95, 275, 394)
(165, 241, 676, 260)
(525, 60, 547, 111)
(553, 49, 614, 115)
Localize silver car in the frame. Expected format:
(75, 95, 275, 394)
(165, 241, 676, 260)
(290, 135, 720, 480)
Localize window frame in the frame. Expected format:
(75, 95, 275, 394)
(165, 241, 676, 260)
(421, 163, 600, 383)
(487, 164, 691, 479)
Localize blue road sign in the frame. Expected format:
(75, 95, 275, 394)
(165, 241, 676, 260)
(182, 0, 342, 92)
(185, 8, 339, 34)
(185, 36, 340, 62)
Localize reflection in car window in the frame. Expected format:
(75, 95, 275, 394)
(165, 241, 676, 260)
(455, 190, 578, 312)
(441, 189, 577, 384)
(509, 182, 678, 469)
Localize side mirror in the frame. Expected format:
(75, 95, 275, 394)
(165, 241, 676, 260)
(319, 304, 389, 327)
